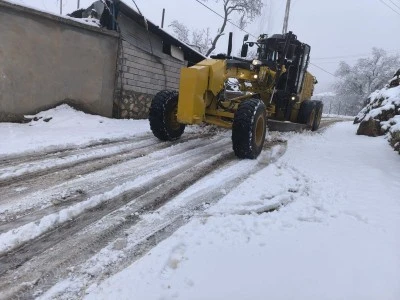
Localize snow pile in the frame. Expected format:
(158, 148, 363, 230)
(0, 104, 150, 156)
(354, 85, 400, 154)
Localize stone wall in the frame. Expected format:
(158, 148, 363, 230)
(113, 89, 152, 119)
(113, 12, 186, 119)
(0, 0, 119, 120)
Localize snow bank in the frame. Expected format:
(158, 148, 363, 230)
(355, 85, 400, 154)
(0, 104, 150, 156)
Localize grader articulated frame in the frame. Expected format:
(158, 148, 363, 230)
(149, 31, 322, 159)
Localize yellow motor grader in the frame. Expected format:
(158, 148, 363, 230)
(149, 31, 321, 159)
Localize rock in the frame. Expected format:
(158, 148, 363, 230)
(357, 118, 382, 137)
(353, 116, 363, 124)
(120, 110, 128, 118)
(389, 130, 400, 154)
(355, 84, 400, 154)
(379, 108, 396, 122)
(0, 111, 28, 123)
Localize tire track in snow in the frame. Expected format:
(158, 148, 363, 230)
(0, 142, 236, 299)
(0, 132, 216, 208)
(0, 137, 232, 263)
(10, 141, 288, 300)
(0, 132, 216, 189)
(0, 134, 226, 232)
(0, 133, 153, 168)
(319, 118, 349, 131)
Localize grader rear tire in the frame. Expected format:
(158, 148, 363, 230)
(232, 99, 267, 159)
(312, 101, 323, 131)
(149, 90, 185, 141)
(298, 100, 316, 130)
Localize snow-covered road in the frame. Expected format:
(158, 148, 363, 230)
(0, 106, 398, 300)
(83, 122, 400, 300)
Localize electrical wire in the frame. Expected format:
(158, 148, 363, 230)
(129, 0, 168, 88)
(130, 0, 142, 15)
(387, 0, 400, 11)
(192, 0, 338, 79)
(193, 0, 257, 38)
(309, 62, 337, 78)
(313, 49, 400, 61)
(377, 0, 400, 16)
(130, 0, 154, 54)
(42, 0, 48, 10)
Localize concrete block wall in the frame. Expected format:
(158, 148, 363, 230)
(113, 13, 186, 119)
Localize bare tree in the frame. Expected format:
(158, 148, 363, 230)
(170, 0, 263, 56)
(170, 21, 212, 55)
(169, 20, 190, 44)
(334, 48, 400, 115)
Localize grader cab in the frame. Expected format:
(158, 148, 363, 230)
(149, 31, 322, 159)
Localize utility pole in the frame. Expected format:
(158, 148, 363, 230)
(161, 8, 165, 28)
(282, 0, 291, 34)
(59, 0, 62, 15)
(77, 0, 80, 9)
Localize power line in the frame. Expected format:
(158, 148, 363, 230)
(130, 0, 143, 15)
(387, 0, 400, 10)
(377, 0, 400, 16)
(313, 49, 400, 61)
(314, 53, 372, 60)
(309, 62, 337, 78)
(193, 0, 257, 38)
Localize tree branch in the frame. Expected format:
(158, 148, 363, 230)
(205, 3, 229, 56)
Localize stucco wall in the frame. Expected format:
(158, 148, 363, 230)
(0, 1, 119, 120)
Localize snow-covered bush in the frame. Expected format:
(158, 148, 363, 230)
(355, 84, 400, 154)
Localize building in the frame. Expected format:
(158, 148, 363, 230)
(0, 0, 205, 122)
(113, 1, 205, 118)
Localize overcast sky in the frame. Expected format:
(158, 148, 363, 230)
(12, 0, 400, 93)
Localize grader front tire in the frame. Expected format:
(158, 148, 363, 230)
(149, 90, 185, 141)
(312, 101, 323, 131)
(232, 99, 267, 159)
